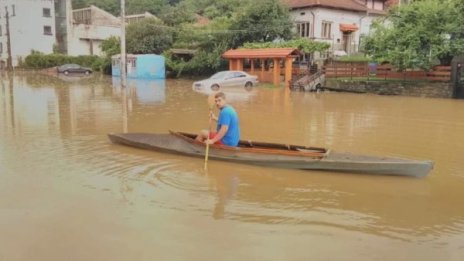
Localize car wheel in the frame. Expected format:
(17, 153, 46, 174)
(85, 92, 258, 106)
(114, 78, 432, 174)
(315, 83, 322, 92)
(64, 70, 69, 75)
(211, 84, 220, 91)
(244, 81, 253, 91)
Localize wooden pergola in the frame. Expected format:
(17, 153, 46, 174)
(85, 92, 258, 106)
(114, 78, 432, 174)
(222, 48, 301, 86)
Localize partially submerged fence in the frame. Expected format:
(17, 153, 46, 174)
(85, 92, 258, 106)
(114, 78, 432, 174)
(323, 62, 451, 82)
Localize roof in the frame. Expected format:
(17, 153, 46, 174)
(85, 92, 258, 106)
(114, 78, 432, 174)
(339, 23, 358, 32)
(222, 48, 301, 59)
(284, 0, 367, 12)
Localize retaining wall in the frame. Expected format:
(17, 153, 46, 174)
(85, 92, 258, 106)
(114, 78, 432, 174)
(325, 79, 454, 98)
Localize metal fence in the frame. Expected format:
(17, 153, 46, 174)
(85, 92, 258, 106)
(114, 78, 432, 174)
(323, 62, 451, 82)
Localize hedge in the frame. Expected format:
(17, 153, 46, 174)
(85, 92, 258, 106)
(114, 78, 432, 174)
(23, 52, 109, 72)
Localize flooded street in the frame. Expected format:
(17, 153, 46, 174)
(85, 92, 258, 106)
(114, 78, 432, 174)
(1, 72, 464, 260)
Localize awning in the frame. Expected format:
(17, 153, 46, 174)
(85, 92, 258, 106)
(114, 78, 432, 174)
(340, 23, 358, 33)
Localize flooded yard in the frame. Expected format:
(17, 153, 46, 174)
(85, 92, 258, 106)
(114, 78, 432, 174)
(1, 72, 464, 260)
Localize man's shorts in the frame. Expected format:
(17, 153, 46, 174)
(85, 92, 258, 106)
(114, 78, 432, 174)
(208, 132, 223, 145)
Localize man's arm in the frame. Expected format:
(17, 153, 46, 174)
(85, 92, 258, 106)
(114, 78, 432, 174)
(208, 125, 228, 144)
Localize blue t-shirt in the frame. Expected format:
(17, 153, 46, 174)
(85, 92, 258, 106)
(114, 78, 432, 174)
(217, 106, 240, 146)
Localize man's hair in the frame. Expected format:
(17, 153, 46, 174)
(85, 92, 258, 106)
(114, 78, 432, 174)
(215, 92, 226, 100)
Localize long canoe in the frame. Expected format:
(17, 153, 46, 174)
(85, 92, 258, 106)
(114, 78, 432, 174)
(108, 131, 433, 177)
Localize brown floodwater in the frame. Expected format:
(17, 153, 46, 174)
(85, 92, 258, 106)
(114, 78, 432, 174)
(1, 72, 463, 260)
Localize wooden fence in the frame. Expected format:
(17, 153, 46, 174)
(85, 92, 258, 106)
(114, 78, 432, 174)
(323, 62, 451, 82)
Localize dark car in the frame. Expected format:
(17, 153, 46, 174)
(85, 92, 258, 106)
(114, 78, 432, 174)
(57, 64, 92, 75)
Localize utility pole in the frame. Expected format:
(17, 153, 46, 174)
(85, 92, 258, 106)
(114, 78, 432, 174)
(120, 0, 127, 88)
(5, 7, 13, 70)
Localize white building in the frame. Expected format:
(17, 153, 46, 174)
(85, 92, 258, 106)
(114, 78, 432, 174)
(67, 5, 121, 56)
(0, 0, 57, 67)
(286, 0, 388, 58)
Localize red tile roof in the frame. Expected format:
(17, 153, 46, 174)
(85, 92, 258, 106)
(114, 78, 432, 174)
(284, 0, 367, 12)
(339, 23, 358, 32)
(223, 48, 301, 59)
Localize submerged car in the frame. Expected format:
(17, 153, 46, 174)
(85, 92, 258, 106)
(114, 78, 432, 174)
(192, 71, 258, 91)
(57, 64, 92, 75)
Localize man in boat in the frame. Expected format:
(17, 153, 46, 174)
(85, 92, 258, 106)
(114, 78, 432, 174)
(195, 92, 240, 146)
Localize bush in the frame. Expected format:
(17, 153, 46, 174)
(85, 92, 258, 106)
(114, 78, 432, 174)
(336, 54, 372, 62)
(23, 52, 107, 72)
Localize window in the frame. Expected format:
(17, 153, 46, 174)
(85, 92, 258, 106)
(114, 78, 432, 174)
(43, 8, 51, 17)
(0, 42, 3, 53)
(11, 4, 15, 16)
(233, 72, 246, 78)
(0, 25, 2, 36)
(296, 22, 310, 38)
(321, 21, 332, 39)
(43, 26, 52, 35)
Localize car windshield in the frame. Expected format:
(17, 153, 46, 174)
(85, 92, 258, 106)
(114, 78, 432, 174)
(209, 71, 229, 79)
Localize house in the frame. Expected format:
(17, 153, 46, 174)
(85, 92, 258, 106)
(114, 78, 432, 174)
(285, 0, 389, 59)
(67, 5, 121, 56)
(0, 0, 58, 68)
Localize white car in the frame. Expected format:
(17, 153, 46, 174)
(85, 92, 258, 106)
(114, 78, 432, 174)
(192, 71, 259, 91)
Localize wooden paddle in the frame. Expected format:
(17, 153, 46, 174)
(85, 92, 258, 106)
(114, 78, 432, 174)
(204, 94, 216, 170)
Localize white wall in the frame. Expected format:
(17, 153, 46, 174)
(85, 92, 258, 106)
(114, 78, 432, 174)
(0, 0, 56, 66)
(67, 24, 120, 56)
(66, 5, 121, 56)
(291, 7, 386, 55)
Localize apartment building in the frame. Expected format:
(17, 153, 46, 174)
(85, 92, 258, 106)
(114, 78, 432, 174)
(286, 0, 388, 58)
(0, 0, 57, 67)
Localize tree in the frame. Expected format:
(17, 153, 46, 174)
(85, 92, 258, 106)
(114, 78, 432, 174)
(126, 18, 174, 54)
(157, 3, 196, 27)
(242, 39, 330, 53)
(229, 0, 293, 48)
(72, 0, 120, 15)
(363, 0, 464, 70)
(126, 0, 168, 15)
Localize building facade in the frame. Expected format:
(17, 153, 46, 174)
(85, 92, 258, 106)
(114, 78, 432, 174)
(0, 0, 57, 67)
(286, 0, 388, 59)
(67, 5, 121, 56)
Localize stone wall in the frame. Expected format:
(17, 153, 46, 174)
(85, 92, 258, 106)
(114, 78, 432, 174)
(324, 79, 454, 98)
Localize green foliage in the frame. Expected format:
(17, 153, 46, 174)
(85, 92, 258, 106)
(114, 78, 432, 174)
(229, 0, 293, 48)
(126, 18, 174, 54)
(157, 3, 196, 26)
(363, 0, 464, 70)
(72, 0, 169, 16)
(165, 42, 229, 77)
(242, 39, 330, 53)
(23, 52, 105, 71)
(101, 36, 120, 57)
(180, 0, 247, 19)
(126, 0, 167, 15)
(336, 54, 372, 62)
(72, 0, 120, 15)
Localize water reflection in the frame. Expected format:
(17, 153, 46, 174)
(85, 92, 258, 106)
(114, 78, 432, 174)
(209, 171, 239, 220)
(112, 77, 166, 105)
(193, 85, 257, 102)
(2, 72, 464, 260)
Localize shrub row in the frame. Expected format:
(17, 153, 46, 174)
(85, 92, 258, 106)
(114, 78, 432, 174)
(23, 52, 109, 72)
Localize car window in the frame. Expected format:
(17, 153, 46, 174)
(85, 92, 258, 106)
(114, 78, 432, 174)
(234, 72, 246, 78)
(210, 71, 228, 79)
